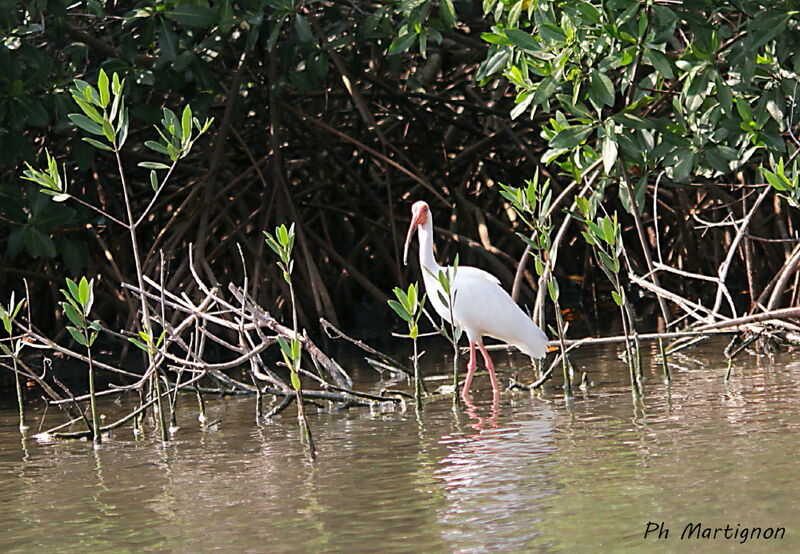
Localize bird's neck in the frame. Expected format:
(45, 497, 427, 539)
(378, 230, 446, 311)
(417, 220, 442, 274)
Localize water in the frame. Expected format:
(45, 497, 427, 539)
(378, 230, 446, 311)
(1, 338, 799, 552)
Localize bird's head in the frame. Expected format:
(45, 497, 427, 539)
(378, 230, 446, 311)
(403, 201, 429, 266)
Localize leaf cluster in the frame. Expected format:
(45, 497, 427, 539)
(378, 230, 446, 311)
(388, 282, 426, 339)
(481, 0, 800, 191)
(0, 292, 25, 357)
(21, 150, 69, 202)
(763, 157, 800, 207)
(60, 277, 102, 347)
(500, 170, 561, 301)
(264, 224, 296, 283)
(576, 199, 625, 306)
(70, 69, 129, 152)
(277, 335, 303, 391)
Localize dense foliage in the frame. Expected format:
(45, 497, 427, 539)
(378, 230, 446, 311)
(1, 0, 799, 339)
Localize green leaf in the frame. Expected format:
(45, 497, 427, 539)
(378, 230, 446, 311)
(97, 69, 110, 107)
(145, 140, 170, 155)
(598, 250, 619, 273)
(181, 105, 192, 143)
(68, 114, 104, 135)
(82, 137, 114, 152)
(67, 326, 88, 346)
(510, 92, 533, 120)
(587, 220, 604, 240)
(1, 313, 11, 335)
(101, 119, 116, 142)
(62, 301, 84, 327)
(735, 97, 753, 122)
(165, 5, 218, 28)
(264, 233, 281, 257)
(128, 337, 147, 351)
(670, 148, 695, 180)
(647, 49, 674, 80)
(747, 10, 791, 51)
(219, 0, 234, 32)
(407, 284, 418, 314)
(277, 336, 292, 359)
(602, 137, 618, 173)
(547, 278, 559, 302)
(71, 94, 104, 123)
(539, 23, 566, 43)
(479, 49, 511, 79)
(267, 20, 284, 52)
(159, 18, 178, 61)
(505, 29, 540, 51)
(294, 14, 314, 43)
(590, 71, 615, 107)
(439, 0, 456, 28)
(388, 300, 412, 323)
(72, 94, 103, 123)
(163, 108, 181, 139)
(437, 270, 451, 295)
(574, 1, 601, 24)
(23, 227, 56, 259)
(138, 161, 171, 170)
(11, 299, 22, 320)
(290, 371, 301, 391)
(85, 280, 94, 314)
(602, 216, 615, 245)
(112, 72, 122, 95)
(481, 32, 511, 46)
(66, 278, 80, 301)
(763, 168, 785, 191)
(549, 125, 593, 149)
(150, 170, 159, 191)
(117, 105, 129, 147)
(78, 277, 89, 308)
(612, 290, 624, 306)
(388, 32, 416, 55)
(532, 76, 557, 106)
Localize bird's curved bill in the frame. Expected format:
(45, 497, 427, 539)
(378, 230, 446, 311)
(403, 210, 422, 266)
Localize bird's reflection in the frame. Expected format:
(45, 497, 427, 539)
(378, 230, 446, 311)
(462, 390, 500, 433)
(434, 391, 555, 551)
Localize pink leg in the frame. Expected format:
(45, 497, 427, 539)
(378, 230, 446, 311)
(462, 342, 477, 399)
(477, 341, 499, 393)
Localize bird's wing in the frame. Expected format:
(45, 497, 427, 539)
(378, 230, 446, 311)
(456, 266, 501, 286)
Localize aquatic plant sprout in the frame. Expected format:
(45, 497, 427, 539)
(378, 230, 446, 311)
(388, 282, 426, 408)
(59, 277, 103, 444)
(265, 223, 317, 460)
(499, 170, 573, 396)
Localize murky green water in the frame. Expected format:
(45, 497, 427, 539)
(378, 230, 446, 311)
(1, 339, 798, 552)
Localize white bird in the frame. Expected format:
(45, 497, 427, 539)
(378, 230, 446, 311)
(403, 201, 548, 398)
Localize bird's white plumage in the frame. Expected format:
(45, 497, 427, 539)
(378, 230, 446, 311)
(409, 203, 548, 361)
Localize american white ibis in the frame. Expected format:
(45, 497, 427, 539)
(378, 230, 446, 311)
(403, 201, 548, 399)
